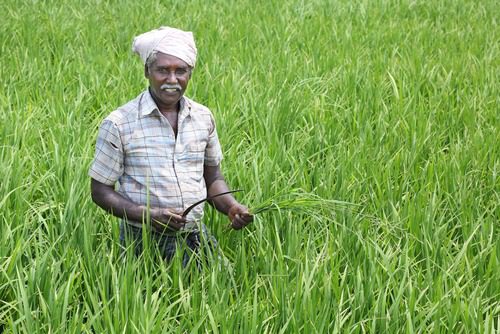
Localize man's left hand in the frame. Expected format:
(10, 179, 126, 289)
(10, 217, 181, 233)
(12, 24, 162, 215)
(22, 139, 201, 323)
(228, 204, 253, 230)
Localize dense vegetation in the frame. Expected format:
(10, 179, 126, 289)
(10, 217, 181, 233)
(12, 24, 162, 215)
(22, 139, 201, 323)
(1, 0, 498, 332)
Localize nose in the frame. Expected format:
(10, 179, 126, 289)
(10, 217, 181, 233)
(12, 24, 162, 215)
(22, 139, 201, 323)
(165, 71, 178, 83)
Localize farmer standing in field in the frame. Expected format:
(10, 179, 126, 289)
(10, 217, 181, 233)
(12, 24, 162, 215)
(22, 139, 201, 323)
(89, 26, 253, 265)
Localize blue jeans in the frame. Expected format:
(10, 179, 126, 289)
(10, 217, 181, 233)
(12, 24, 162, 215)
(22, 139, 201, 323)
(119, 222, 218, 267)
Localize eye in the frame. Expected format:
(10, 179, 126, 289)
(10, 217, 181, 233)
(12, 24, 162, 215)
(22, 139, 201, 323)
(175, 68, 189, 76)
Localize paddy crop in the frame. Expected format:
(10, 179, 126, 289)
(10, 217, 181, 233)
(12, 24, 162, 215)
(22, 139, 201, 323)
(0, 0, 498, 332)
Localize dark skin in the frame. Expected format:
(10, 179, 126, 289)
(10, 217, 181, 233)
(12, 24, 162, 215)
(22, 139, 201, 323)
(91, 52, 253, 232)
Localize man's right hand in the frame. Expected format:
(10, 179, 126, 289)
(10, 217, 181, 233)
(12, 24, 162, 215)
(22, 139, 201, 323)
(151, 208, 187, 232)
(90, 178, 187, 232)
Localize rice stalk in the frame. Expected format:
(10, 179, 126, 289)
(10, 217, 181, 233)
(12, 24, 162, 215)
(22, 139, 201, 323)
(250, 189, 360, 217)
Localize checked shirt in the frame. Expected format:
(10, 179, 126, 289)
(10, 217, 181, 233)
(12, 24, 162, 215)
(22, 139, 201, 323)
(89, 89, 223, 231)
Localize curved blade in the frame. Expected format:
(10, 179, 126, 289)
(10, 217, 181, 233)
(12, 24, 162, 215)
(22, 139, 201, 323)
(182, 189, 243, 218)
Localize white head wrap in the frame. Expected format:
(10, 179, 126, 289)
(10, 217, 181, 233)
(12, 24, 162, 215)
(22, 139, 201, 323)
(132, 26, 197, 67)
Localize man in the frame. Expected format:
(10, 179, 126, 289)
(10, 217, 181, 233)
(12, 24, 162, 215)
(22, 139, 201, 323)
(89, 27, 253, 264)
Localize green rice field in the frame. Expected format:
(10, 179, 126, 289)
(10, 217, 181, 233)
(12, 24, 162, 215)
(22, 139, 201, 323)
(0, 0, 498, 332)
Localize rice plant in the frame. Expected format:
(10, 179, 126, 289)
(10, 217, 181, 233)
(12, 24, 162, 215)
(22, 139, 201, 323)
(0, 0, 498, 332)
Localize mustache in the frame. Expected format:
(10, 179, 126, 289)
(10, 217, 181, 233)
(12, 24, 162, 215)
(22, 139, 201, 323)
(160, 84, 182, 90)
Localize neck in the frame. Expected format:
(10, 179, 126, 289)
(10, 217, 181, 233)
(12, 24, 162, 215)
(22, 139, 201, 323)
(149, 88, 181, 113)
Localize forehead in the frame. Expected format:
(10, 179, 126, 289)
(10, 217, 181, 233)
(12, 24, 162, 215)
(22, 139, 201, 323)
(153, 52, 189, 68)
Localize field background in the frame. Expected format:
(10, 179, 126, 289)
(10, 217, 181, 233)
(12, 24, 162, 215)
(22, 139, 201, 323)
(0, 0, 498, 332)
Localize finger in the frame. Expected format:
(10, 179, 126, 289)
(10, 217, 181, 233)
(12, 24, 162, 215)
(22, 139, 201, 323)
(231, 215, 249, 229)
(237, 214, 252, 225)
(166, 220, 185, 231)
(163, 210, 187, 224)
(170, 213, 187, 223)
(167, 221, 185, 229)
(240, 213, 253, 222)
(153, 220, 181, 232)
(231, 221, 243, 230)
(230, 215, 242, 229)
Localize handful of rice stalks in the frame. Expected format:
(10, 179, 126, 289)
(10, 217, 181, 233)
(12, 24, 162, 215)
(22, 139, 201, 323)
(249, 189, 359, 218)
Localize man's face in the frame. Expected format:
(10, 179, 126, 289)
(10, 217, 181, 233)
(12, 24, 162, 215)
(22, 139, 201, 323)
(145, 52, 191, 109)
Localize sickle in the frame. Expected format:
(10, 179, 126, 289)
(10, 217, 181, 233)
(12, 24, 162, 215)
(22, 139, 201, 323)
(182, 189, 243, 218)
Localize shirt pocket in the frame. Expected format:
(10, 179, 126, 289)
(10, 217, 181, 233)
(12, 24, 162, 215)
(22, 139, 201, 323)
(178, 142, 206, 181)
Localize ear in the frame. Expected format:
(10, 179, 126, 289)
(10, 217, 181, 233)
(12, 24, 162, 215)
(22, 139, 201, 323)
(144, 64, 150, 79)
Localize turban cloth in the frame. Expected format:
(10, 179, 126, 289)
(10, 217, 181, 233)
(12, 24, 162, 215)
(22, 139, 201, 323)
(132, 26, 197, 68)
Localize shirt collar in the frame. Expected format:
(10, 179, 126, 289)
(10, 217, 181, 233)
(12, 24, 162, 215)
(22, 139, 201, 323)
(139, 89, 192, 118)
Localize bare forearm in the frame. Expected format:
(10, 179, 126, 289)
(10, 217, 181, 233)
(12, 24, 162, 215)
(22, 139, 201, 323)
(90, 178, 186, 231)
(204, 164, 238, 215)
(206, 177, 253, 230)
(207, 179, 239, 215)
(202, 164, 253, 229)
(91, 178, 152, 223)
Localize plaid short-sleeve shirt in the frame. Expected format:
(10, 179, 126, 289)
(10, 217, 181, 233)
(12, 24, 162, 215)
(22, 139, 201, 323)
(89, 90, 223, 230)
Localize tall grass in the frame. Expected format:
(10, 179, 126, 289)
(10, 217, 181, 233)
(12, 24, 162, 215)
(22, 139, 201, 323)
(1, 0, 498, 332)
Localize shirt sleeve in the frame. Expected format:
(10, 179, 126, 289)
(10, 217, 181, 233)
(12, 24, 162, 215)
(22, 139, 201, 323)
(204, 113, 223, 166)
(88, 119, 124, 185)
